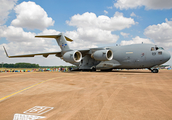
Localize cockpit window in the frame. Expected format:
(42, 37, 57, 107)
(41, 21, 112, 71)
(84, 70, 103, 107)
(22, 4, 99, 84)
(151, 47, 155, 51)
(152, 46, 164, 51)
(156, 47, 164, 50)
(158, 47, 164, 50)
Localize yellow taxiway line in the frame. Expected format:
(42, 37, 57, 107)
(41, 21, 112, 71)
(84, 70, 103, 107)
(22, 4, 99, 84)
(0, 77, 57, 102)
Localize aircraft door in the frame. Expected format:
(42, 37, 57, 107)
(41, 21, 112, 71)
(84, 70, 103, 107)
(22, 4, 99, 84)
(139, 52, 146, 67)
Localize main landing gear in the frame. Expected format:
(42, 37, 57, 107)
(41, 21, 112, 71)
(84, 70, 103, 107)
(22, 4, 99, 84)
(148, 68, 159, 73)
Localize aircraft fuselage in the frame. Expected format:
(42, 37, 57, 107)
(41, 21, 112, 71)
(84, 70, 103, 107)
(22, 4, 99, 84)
(79, 44, 171, 71)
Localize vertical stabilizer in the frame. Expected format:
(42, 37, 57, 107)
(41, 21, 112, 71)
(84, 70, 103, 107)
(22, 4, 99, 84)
(55, 33, 72, 53)
(35, 33, 73, 54)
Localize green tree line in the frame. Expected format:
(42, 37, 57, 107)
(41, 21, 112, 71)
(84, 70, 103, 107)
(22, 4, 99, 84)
(0, 63, 40, 68)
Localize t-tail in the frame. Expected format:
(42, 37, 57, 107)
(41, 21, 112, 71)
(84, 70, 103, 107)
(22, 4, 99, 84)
(35, 33, 82, 64)
(3, 33, 82, 64)
(35, 33, 73, 54)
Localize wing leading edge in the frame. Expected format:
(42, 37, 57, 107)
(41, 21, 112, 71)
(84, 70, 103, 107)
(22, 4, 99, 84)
(3, 46, 62, 58)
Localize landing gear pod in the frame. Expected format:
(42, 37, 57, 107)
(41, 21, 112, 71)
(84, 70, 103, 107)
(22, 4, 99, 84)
(91, 50, 113, 61)
(63, 51, 82, 63)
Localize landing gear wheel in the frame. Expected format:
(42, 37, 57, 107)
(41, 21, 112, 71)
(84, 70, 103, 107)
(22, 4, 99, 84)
(101, 69, 112, 72)
(151, 69, 159, 73)
(91, 67, 96, 72)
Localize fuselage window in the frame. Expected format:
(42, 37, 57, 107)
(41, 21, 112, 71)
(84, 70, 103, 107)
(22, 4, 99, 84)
(151, 47, 155, 51)
(152, 52, 156, 56)
(158, 51, 162, 55)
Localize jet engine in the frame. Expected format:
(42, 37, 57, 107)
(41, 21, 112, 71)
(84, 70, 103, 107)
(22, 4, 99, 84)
(91, 50, 113, 61)
(63, 50, 82, 63)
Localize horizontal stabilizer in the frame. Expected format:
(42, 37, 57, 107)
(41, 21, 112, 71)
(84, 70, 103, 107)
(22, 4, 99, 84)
(35, 35, 73, 42)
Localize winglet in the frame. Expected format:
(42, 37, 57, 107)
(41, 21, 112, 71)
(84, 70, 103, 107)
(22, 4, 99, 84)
(3, 46, 10, 58)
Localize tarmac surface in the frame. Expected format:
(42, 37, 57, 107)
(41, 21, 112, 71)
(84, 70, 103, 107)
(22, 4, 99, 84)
(0, 70, 172, 120)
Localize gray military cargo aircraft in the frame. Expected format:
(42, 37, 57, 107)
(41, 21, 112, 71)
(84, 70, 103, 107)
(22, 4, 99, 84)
(3, 33, 171, 73)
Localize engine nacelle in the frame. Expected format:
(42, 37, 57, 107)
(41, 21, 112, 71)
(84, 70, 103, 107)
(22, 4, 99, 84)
(91, 50, 113, 61)
(63, 50, 82, 63)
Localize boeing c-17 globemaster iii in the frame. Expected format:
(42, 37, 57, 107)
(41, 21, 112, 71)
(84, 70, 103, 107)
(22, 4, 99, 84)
(3, 33, 171, 73)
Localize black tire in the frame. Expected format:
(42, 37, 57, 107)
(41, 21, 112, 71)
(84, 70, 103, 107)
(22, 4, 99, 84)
(91, 67, 96, 72)
(152, 69, 159, 73)
(101, 69, 112, 72)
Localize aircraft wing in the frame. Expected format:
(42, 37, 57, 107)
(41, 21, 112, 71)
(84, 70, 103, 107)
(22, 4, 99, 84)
(3, 46, 104, 58)
(3, 46, 62, 58)
(78, 48, 105, 56)
(77, 49, 90, 56)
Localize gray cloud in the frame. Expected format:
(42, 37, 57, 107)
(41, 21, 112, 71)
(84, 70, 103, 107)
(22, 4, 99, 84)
(114, 0, 172, 10)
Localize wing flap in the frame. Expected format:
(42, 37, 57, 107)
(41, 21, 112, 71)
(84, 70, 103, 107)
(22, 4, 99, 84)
(7, 52, 62, 58)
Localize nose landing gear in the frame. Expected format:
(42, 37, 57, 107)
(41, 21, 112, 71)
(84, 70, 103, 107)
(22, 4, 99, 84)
(148, 68, 159, 73)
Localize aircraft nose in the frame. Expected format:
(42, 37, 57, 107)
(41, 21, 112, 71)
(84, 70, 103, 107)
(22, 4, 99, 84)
(164, 51, 171, 62)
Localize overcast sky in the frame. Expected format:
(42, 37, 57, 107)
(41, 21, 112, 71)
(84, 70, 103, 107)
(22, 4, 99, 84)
(0, 0, 172, 66)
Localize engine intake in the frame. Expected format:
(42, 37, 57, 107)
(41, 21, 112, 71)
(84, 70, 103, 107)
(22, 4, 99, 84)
(63, 51, 82, 63)
(91, 50, 113, 61)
